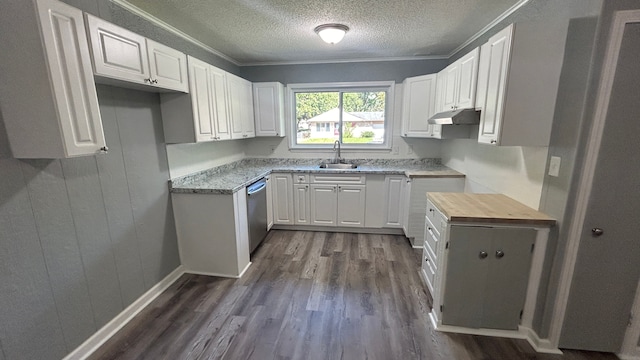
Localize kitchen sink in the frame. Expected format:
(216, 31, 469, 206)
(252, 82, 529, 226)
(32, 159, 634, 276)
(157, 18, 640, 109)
(318, 162, 358, 169)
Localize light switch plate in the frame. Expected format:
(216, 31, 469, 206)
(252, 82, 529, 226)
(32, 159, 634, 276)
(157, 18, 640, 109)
(549, 156, 561, 177)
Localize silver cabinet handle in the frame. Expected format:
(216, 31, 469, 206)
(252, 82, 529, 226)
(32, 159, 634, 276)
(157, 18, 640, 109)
(479, 251, 488, 259)
(495, 250, 505, 259)
(100, 146, 108, 152)
(425, 257, 429, 262)
(592, 228, 604, 236)
(490, 139, 497, 144)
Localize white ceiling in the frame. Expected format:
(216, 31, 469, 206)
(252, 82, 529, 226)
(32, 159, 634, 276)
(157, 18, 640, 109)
(118, 0, 525, 65)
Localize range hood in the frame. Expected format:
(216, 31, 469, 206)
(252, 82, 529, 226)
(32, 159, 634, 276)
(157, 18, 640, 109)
(428, 108, 480, 125)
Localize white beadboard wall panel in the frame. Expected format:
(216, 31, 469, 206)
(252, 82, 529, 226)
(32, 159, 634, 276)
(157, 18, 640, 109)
(110, 87, 181, 287)
(0, 159, 68, 359)
(20, 159, 98, 350)
(166, 141, 246, 179)
(95, 86, 147, 305)
(61, 157, 124, 327)
(441, 138, 548, 209)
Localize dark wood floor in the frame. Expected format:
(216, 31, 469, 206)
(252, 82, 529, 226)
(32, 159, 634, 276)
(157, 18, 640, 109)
(91, 230, 618, 360)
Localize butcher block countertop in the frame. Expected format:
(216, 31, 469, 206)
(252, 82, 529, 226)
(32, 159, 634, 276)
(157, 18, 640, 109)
(427, 192, 556, 227)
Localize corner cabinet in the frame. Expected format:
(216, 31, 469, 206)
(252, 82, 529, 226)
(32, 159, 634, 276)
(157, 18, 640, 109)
(227, 73, 255, 139)
(0, 0, 106, 158)
(476, 22, 566, 146)
(160, 56, 232, 143)
(254, 82, 286, 137)
(85, 14, 188, 93)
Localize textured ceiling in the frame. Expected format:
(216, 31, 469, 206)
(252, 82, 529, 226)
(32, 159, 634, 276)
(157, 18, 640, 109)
(121, 0, 523, 65)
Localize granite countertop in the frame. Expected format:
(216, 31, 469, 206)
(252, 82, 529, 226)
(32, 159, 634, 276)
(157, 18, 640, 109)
(170, 158, 464, 194)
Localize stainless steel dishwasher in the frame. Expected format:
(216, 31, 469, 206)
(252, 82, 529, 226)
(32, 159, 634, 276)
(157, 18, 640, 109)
(247, 178, 268, 253)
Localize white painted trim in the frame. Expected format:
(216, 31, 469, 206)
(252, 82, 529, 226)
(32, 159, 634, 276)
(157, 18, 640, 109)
(620, 278, 640, 359)
(184, 261, 252, 279)
(241, 55, 448, 67)
(521, 228, 549, 328)
(548, 9, 640, 349)
(110, 0, 240, 66)
(63, 266, 186, 360)
(447, 0, 531, 58)
(430, 311, 562, 354)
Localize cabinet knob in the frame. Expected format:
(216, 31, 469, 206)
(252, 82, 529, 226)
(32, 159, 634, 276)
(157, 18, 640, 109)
(428, 227, 432, 231)
(490, 139, 497, 144)
(425, 257, 429, 262)
(592, 228, 604, 236)
(479, 251, 488, 259)
(100, 146, 108, 152)
(495, 250, 505, 259)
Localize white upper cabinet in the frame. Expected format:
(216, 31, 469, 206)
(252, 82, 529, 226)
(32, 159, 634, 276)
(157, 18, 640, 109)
(437, 47, 480, 112)
(401, 74, 438, 138)
(477, 22, 565, 146)
(86, 14, 188, 93)
(146, 39, 189, 92)
(209, 66, 232, 140)
(0, 0, 106, 158)
(253, 82, 286, 137)
(227, 73, 255, 139)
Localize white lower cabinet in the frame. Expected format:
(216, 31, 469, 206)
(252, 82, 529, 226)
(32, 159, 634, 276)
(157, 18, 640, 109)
(310, 184, 338, 226)
(293, 184, 311, 225)
(384, 176, 406, 227)
(0, 0, 106, 158)
(271, 173, 294, 225)
(337, 185, 366, 227)
(171, 190, 250, 278)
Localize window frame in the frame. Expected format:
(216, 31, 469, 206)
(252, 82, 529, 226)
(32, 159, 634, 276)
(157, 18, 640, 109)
(287, 81, 395, 150)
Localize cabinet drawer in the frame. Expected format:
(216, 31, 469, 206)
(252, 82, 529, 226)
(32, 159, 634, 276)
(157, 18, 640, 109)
(311, 174, 365, 184)
(422, 246, 436, 294)
(424, 218, 439, 261)
(426, 199, 448, 233)
(293, 174, 309, 184)
(425, 213, 441, 238)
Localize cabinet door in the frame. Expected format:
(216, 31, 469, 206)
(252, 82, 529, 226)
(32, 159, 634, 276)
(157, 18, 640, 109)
(441, 64, 459, 112)
(478, 24, 513, 145)
(475, 42, 491, 111)
(241, 78, 255, 138)
(272, 173, 293, 224)
(455, 47, 479, 109)
(188, 57, 215, 142)
(401, 74, 437, 137)
(37, 0, 105, 157)
(310, 185, 337, 226)
(293, 184, 310, 225)
(146, 39, 188, 92)
(401, 179, 411, 235)
(253, 82, 285, 137)
(227, 73, 246, 139)
(210, 66, 231, 140)
(337, 185, 366, 227)
(384, 176, 405, 227)
(86, 14, 149, 83)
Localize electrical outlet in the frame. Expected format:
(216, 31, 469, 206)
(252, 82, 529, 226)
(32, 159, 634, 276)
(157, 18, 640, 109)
(548, 156, 561, 177)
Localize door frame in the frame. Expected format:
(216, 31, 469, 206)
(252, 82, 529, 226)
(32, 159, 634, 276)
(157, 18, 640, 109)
(548, 9, 640, 351)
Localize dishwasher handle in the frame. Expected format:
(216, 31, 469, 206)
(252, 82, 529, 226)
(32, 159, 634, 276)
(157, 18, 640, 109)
(247, 179, 267, 196)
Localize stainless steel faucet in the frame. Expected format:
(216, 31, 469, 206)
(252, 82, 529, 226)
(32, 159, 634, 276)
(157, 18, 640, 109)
(333, 140, 342, 164)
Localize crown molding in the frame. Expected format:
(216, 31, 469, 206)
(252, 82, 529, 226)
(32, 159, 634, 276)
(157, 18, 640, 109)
(241, 55, 449, 67)
(110, 0, 241, 66)
(447, 0, 531, 58)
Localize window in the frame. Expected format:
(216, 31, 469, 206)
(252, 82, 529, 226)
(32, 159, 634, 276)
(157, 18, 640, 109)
(289, 82, 394, 149)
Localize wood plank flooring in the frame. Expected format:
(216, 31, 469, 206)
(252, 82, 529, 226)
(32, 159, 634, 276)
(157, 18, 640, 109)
(90, 230, 618, 360)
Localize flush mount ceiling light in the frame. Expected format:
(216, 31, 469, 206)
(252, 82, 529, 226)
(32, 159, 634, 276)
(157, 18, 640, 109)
(314, 24, 349, 44)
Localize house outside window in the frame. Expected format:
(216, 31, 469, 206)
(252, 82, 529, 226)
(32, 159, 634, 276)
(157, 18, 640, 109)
(289, 82, 394, 149)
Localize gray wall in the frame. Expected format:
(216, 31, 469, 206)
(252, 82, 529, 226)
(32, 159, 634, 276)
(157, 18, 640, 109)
(0, 85, 181, 359)
(240, 59, 448, 84)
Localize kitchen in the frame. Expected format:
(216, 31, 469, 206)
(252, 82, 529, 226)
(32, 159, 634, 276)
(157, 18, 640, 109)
(1, 0, 639, 359)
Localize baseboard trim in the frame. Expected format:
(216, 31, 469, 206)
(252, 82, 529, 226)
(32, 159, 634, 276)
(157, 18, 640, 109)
(271, 224, 405, 235)
(184, 262, 252, 279)
(63, 266, 186, 360)
(429, 311, 562, 354)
